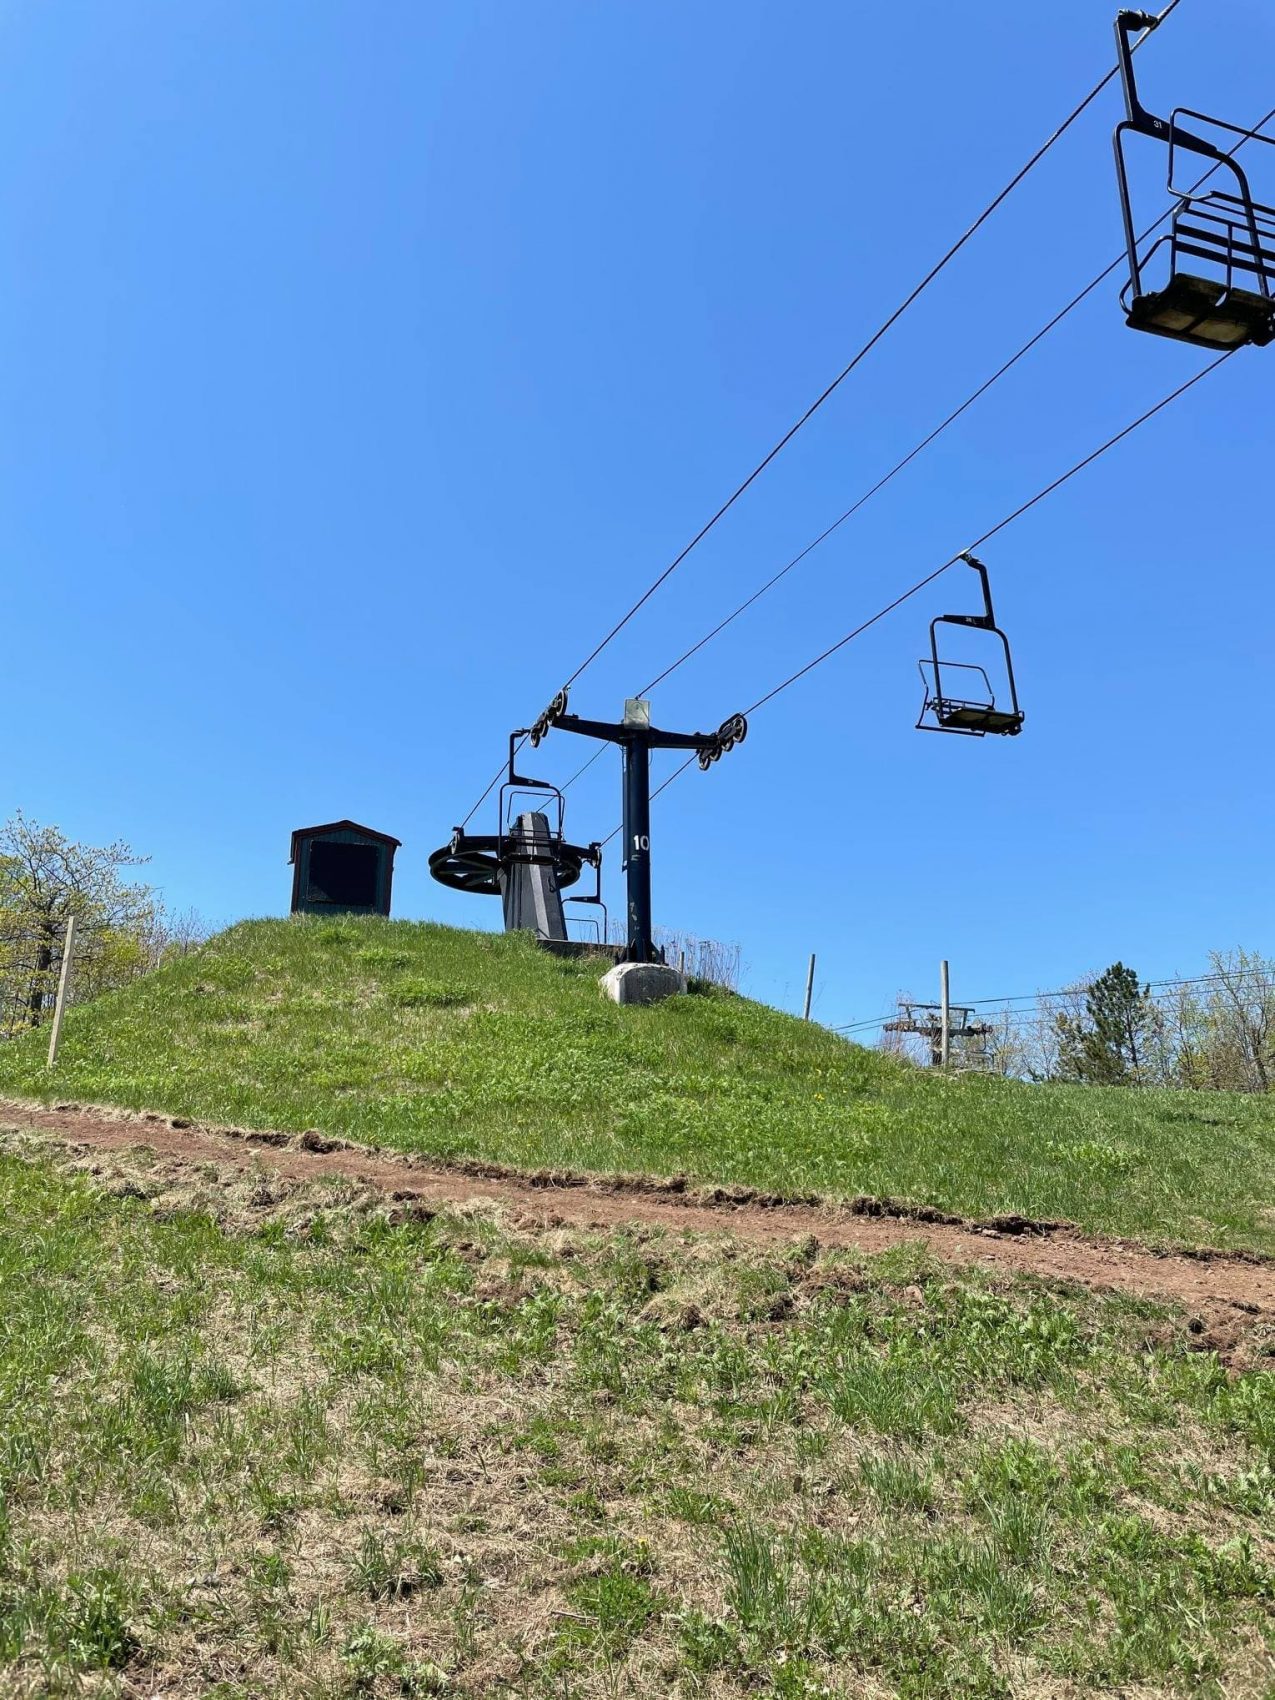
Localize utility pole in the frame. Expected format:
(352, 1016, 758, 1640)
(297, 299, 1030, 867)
(533, 695, 746, 964)
(46, 914, 77, 1069)
(802, 953, 816, 1020)
(939, 958, 951, 1070)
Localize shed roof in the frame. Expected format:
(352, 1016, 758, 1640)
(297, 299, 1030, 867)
(289, 820, 402, 864)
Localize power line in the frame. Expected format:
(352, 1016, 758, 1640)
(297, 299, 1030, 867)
(832, 972, 1248, 1035)
(595, 348, 1233, 846)
(971, 971, 1241, 1010)
(456, 5, 1181, 828)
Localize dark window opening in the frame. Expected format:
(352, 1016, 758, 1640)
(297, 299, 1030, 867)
(307, 841, 379, 907)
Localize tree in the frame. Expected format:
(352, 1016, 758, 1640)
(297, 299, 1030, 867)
(1200, 950, 1275, 1092)
(0, 813, 158, 1034)
(149, 905, 211, 964)
(1053, 962, 1158, 1087)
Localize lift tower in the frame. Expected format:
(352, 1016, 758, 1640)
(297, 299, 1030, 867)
(530, 694, 746, 964)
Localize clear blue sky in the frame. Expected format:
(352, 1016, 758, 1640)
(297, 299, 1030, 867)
(6, 0, 1272, 1030)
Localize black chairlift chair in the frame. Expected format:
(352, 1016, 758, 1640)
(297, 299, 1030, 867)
(917, 554, 1024, 738)
(1113, 9, 1275, 350)
(563, 855, 609, 946)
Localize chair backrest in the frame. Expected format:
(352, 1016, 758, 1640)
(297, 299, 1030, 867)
(1172, 188, 1275, 297)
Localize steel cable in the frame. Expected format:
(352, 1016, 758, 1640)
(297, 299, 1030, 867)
(597, 348, 1233, 846)
(628, 101, 1274, 708)
(552, 28, 1271, 807)
(456, 4, 1182, 828)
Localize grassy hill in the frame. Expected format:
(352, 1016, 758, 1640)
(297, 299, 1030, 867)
(0, 1147, 1271, 1699)
(2, 916, 1271, 1252)
(2, 918, 1272, 1696)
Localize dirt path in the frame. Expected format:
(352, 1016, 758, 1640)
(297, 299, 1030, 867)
(3, 1097, 1272, 1323)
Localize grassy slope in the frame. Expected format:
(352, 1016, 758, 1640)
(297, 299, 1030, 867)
(1, 916, 1272, 1251)
(0, 1148, 1271, 1699)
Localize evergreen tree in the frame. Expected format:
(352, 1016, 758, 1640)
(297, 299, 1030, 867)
(1054, 962, 1157, 1086)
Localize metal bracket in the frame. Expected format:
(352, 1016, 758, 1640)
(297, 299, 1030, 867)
(938, 553, 997, 630)
(1115, 9, 1222, 156)
(506, 729, 556, 792)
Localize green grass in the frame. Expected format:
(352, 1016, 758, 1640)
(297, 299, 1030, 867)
(2, 915, 1272, 1250)
(0, 1149, 1270, 1698)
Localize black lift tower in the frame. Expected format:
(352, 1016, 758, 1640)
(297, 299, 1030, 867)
(530, 693, 746, 964)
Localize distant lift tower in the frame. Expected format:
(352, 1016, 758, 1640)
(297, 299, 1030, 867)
(529, 693, 747, 964)
(883, 1001, 993, 1071)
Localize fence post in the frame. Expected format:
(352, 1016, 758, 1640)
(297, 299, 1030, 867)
(47, 914, 77, 1069)
(802, 953, 816, 1020)
(939, 958, 950, 1069)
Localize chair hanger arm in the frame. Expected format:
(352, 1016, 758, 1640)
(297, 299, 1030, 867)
(1115, 9, 1226, 159)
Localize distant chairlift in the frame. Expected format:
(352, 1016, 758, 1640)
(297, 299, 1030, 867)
(916, 554, 1024, 738)
(1113, 8, 1275, 350)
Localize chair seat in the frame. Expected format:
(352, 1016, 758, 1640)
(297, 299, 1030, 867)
(1128, 273, 1275, 349)
(935, 700, 1023, 735)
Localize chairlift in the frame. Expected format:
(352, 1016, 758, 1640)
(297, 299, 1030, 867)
(1113, 9, 1275, 350)
(916, 554, 1023, 738)
(564, 854, 609, 946)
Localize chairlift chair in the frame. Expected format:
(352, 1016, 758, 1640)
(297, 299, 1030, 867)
(1113, 9, 1275, 350)
(564, 852, 609, 946)
(916, 554, 1023, 738)
(428, 731, 600, 899)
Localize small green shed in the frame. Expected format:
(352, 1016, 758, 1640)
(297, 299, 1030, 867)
(289, 820, 401, 918)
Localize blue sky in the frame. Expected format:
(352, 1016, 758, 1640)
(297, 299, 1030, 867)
(5, 0, 1272, 1030)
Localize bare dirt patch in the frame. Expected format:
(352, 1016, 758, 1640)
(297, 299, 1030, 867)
(2, 1096, 1272, 1332)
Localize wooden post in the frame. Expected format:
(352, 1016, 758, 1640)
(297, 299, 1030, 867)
(939, 958, 950, 1069)
(47, 914, 77, 1069)
(802, 953, 816, 1020)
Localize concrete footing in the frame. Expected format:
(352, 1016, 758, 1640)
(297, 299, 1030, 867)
(599, 962, 686, 1007)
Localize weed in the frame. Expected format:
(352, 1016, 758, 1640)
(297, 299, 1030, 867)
(860, 1452, 936, 1513)
(563, 1563, 662, 1651)
(349, 1527, 444, 1600)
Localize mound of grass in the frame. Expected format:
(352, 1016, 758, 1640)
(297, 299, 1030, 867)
(0, 1148, 1270, 1697)
(1, 916, 1272, 1250)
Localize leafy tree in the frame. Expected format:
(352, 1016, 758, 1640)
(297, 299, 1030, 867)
(1053, 962, 1159, 1087)
(1168, 950, 1275, 1093)
(0, 813, 157, 1034)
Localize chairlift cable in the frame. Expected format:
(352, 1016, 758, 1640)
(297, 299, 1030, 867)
(456, 5, 1183, 828)
(552, 3, 1182, 698)
(596, 349, 1232, 848)
(561, 97, 1271, 805)
(743, 349, 1230, 718)
(629, 105, 1272, 704)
